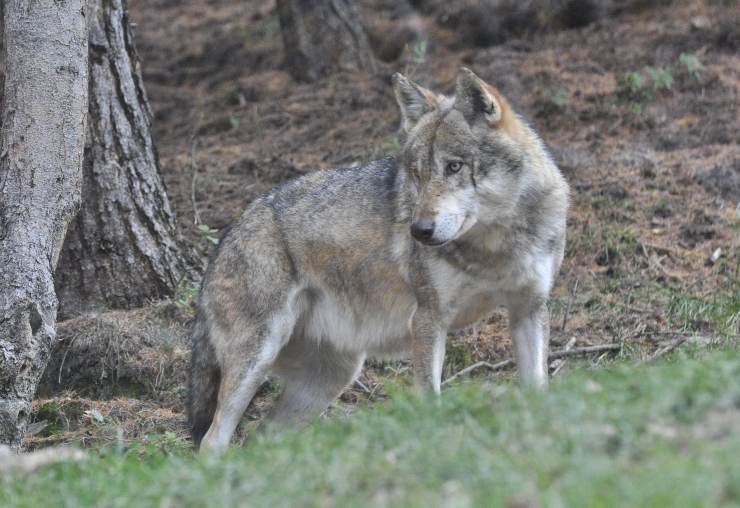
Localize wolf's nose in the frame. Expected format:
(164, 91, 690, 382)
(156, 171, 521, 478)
(411, 220, 435, 243)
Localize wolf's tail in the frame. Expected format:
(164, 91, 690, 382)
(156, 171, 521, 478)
(188, 312, 221, 449)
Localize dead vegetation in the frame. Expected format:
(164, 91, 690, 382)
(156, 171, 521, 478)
(38, 303, 190, 404)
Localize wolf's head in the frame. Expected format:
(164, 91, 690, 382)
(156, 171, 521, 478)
(393, 68, 541, 246)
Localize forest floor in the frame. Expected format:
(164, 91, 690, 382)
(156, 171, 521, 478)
(24, 0, 739, 449)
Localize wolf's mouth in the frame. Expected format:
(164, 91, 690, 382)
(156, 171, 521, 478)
(411, 234, 448, 247)
(413, 214, 471, 247)
(425, 238, 450, 247)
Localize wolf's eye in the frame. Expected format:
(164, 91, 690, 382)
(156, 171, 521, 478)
(446, 161, 463, 174)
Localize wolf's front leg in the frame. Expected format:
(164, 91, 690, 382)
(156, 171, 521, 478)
(410, 307, 446, 394)
(508, 299, 550, 388)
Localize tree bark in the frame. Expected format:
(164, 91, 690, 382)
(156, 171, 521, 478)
(55, 0, 192, 319)
(0, 0, 88, 449)
(0, 1, 4, 100)
(277, 0, 377, 82)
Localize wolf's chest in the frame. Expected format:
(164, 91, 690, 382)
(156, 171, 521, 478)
(429, 247, 552, 323)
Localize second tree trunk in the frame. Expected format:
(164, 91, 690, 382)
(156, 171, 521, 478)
(55, 0, 191, 319)
(277, 0, 377, 82)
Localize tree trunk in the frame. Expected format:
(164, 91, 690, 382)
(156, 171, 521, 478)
(0, 1, 4, 100)
(55, 0, 192, 319)
(0, 0, 88, 449)
(277, 0, 377, 82)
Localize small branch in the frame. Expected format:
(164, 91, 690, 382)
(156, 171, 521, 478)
(644, 336, 688, 363)
(639, 240, 681, 257)
(550, 337, 576, 377)
(189, 136, 201, 226)
(549, 343, 622, 360)
(442, 359, 513, 386)
(443, 343, 622, 386)
(354, 379, 371, 394)
(188, 112, 204, 226)
(648, 330, 696, 335)
(560, 279, 579, 331)
(57, 335, 79, 385)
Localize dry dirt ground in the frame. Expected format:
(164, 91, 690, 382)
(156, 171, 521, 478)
(26, 0, 739, 448)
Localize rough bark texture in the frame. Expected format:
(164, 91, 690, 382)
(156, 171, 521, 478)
(55, 0, 192, 319)
(277, 0, 377, 82)
(0, 0, 88, 449)
(0, 1, 4, 99)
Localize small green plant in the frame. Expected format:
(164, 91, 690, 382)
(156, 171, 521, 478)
(410, 39, 428, 66)
(553, 88, 569, 108)
(644, 66, 674, 91)
(442, 337, 476, 379)
(617, 71, 647, 100)
(174, 280, 199, 310)
(197, 223, 220, 246)
(679, 52, 704, 80)
(382, 135, 401, 156)
(652, 198, 672, 218)
(617, 65, 674, 108)
(605, 227, 635, 251)
(33, 401, 66, 437)
(403, 38, 428, 78)
(241, 16, 280, 46)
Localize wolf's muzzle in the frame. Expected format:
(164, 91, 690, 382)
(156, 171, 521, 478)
(410, 220, 436, 244)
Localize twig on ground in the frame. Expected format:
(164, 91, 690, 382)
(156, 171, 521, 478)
(351, 377, 382, 401)
(639, 241, 682, 257)
(649, 330, 696, 335)
(639, 241, 682, 280)
(644, 336, 689, 363)
(57, 334, 79, 385)
(189, 112, 204, 226)
(442, 359, 513, 386)
(189, 135, 201, 226)
(444, 343, 623, 385)
(595, 352, 611, 365)
(384, 362, 411, 376)
(549, 343, 622, 359)
(561, 279, 580, 331)
(618, 303, 652, 314)
(551, 337, 577, 376)
(368, 382, 381, 400)
(354, 379, 371, 394)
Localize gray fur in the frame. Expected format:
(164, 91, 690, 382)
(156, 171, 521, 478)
(189, 68, 569, 453)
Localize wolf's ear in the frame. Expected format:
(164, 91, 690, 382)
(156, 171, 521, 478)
(392, 73, 438, 133)
(454, 67, 504, 127)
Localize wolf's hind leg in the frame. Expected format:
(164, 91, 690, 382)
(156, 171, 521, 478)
(264, 338, 364, 429)
(200, 310, 297, 454)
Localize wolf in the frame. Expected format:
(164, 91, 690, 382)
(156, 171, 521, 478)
(188, 68, 569, 453)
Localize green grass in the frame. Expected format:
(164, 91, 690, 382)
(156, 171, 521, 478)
(669, 288, 740, 338)
(3, 350, 740, 507)
(637, 277, 740, 339)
